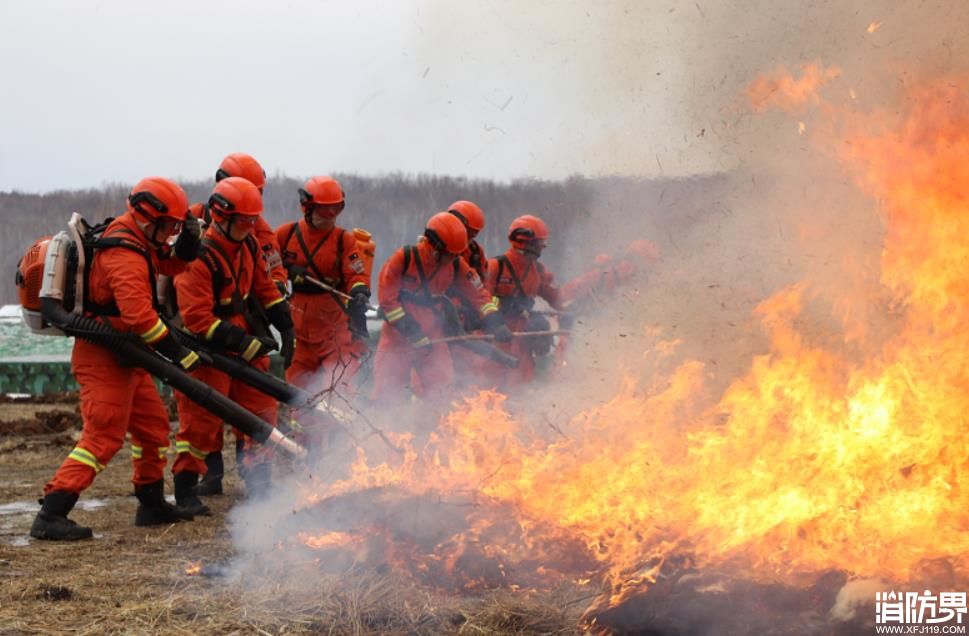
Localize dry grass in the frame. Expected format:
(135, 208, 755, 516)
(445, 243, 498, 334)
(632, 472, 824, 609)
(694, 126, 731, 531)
(0, 411, 587, 635)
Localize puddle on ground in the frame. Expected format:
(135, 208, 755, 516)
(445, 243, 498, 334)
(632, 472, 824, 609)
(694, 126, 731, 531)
(0, 498, 110, 515)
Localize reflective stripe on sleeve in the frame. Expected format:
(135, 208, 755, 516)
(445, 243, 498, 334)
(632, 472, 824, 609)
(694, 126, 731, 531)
(140, 319, 167, 344)
(205, 320, 222, 341)
(480, 297, 499, 315)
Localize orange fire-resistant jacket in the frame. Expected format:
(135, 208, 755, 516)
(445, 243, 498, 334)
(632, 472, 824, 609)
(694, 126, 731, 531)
(190, 203, 286, 289)
(379, 239, 496, 336)
(449, 239, 488, 326)
(176, 225, 284, 339)
(87, 212, 190, 344)
(487, 249, 562, 314)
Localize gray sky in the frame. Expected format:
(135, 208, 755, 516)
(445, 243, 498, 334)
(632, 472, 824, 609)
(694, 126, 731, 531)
(3, 1, 958, 193)
(0, 0, 737, 193)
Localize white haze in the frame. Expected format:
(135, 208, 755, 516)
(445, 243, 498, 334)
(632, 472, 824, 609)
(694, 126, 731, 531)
(161, 0, 969, 627)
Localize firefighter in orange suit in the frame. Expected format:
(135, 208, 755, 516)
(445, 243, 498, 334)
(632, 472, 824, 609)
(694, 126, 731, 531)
(172, 177, 295, 512)
(561, 239, 661, 312)
(445, 200, 490, 384)
(486, 215, 564, 386)
(31, 177, 204, 541)
(187, 152, 288, 496)
(446, 200, 488, 324)
(277, 176, 371, 399)
(373, 212, 511, 403)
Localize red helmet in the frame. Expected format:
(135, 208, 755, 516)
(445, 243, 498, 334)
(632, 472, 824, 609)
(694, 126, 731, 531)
(128, 177, 190, 222)
(208, 176, 263, 221)
(216, 152, 266, 191)
(425, 212, 468, 255)
(447, 200, 485, 232)
(508, 214, 549, 245)
(299, 176, 345, 209)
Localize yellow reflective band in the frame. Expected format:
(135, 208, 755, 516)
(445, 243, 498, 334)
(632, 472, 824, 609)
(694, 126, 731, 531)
(480, 300, 499, 315)
(175, 440, 207, 460)
(205, 320, 222, 341)
(179, 350, 200, 369)
(140, 319, 167, 344)
(158, 446, 169, 458)
(385, 307, 405, 322)
(349, 282, 367, 291)
(130, 445, 143, 460)
(68, 447, 105, 473)
(263, 296, 284, 309)
(242, 338, 262, 360)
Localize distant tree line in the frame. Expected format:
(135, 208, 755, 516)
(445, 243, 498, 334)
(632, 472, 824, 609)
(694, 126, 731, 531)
(1, 173, 731, 304)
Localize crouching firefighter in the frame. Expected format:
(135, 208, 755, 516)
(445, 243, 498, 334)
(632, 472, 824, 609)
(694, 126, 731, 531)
(486, 214, 565, 387)
(28, 177, 205, 541)
(372, 212, 511, 403)
(171, 177, 295, 511)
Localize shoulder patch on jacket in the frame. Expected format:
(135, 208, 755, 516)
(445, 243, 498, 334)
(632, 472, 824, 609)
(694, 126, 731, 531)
(466, 270, 483, 289)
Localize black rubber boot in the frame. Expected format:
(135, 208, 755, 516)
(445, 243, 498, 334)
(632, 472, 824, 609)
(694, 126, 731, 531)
(134, 480, 195, 526)
(194, 452, 224, 496)
(243, 462, 272, 500)
(29, 491, 93, 541)
(173, 472, 211, 517)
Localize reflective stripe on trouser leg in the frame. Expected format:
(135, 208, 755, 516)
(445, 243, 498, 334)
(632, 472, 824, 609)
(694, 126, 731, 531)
(127, 370, 173, 486)
(173, 364, 232, 476)
(44, 342, 138, 495)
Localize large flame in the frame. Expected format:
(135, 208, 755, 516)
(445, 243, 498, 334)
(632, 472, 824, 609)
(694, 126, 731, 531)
(290, 71, 969, 613)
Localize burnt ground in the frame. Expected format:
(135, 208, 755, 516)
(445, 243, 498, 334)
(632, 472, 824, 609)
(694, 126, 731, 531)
(0, 397, 587, 635)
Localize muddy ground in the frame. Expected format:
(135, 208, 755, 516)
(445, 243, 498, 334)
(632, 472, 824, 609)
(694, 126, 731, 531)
(0, 396, 586, 635)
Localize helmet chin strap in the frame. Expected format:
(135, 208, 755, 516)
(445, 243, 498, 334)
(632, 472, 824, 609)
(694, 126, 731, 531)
(134, 213, 168, 247)
(216, 217, 245, 243)
(516, 244, 542, 258)
(305, 209, 336, 231)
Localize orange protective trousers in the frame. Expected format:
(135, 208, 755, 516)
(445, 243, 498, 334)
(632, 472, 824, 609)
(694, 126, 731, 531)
(172, 355, 276, 475)
(45, 340, 170, 494)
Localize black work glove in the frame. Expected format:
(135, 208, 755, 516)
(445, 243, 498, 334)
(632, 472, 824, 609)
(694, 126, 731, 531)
(210, 322, 277, 361)
(238, 334, 277, 362)
(524, 312, 553, 356)
(154, 331, 202, 372)
(481, 311, 513, 343)
(348, 287, 371, 341)
(393, 314, 430, 348)
(287, 264, 308, 284)
(274, 279, 289, 299)
(278, 329, 296, 369)
(264, 301, 296, 369)
(173, 213, 202, 262)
